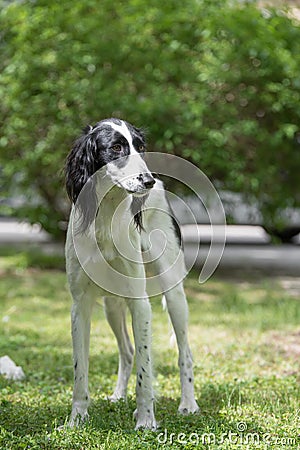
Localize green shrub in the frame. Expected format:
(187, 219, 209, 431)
(1, 0, 299, 237)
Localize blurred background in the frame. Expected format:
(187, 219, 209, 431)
(0, 0, 299, 274)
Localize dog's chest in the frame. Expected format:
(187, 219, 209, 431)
(95, 197, 140, 262)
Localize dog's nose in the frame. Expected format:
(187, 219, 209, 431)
(140, 173, 156, 189)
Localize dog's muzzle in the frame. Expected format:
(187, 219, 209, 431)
(126, 173, 156, 196)
(138, 173, 156, 190)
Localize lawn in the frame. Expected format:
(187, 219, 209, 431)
(0, 248, 299, 449)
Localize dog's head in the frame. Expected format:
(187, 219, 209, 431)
(65, 118, 155, 231)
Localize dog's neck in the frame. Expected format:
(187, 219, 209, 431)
(95, 181, 146, 233)
(96, 185, 128, 221)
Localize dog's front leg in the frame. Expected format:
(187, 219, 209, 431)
(69, 295, 94, 426)
(126, 298, 157, 430)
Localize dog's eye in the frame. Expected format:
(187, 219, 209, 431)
(111, 144, 122, 152)
(139, 145, 145, 152)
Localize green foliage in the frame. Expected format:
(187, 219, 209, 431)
(1, 0, 300, 236)
(195, 3, 300, 228)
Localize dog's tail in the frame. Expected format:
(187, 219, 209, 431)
(161, 295, 176, 348)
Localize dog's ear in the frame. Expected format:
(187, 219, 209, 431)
(65, 127, 97, 203)
(65, 127, 98, 232)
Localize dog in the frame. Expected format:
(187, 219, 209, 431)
(65, 118, 199, 430)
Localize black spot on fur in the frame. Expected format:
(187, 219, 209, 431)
(131, 196, 148, 231)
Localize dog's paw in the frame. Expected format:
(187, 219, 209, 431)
(108, 392, 126, 403)
(133, 408, 157, 431)
(68, 411, 89, 427)
(178, 400, 200, 415)
(135, 418, 157, 431)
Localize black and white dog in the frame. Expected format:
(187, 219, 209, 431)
(65, 118, 199, 430)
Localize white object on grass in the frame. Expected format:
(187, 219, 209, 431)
(0, 355, 25, 380)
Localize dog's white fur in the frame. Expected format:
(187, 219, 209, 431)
(65, 120, 199, 429)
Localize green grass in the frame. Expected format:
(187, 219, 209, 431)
(0, 249, 299, 449)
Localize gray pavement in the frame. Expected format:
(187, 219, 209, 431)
(0, 218, 299, 277)
(182, 224, 300, 277)
(0, 217, 50, 244)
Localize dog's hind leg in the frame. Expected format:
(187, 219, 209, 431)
(154, 251, 199, 414)
(104, 297, 134, 401)
(163, 284, 199, 415)
(69, 281, 95, 426)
